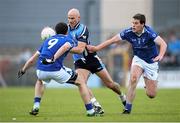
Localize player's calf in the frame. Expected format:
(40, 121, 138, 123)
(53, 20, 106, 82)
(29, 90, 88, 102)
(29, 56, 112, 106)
(119, 94, 126, 107)
(146, 92, 156, 98)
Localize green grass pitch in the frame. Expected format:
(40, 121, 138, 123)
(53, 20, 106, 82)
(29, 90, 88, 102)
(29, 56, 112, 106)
(0, 87, 180, 122)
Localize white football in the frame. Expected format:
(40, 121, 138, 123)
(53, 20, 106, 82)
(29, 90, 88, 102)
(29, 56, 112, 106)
(41, 26, 56, 41)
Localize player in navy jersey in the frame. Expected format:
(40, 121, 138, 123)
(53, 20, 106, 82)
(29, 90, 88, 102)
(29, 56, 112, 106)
(18, 22, 97, 116)
(87, 13, 167, 114)
(49, 8, 126, 114)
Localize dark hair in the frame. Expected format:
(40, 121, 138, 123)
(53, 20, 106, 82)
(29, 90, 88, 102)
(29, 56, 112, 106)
(133, 13, 146, 25)
(55, 22, 68, 35)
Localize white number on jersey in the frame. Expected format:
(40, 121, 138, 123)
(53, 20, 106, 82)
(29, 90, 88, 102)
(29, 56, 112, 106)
(48, 39, 58, 49)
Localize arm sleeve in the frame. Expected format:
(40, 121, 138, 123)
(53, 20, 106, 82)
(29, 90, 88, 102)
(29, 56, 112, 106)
(148, 26, 158, 41)
(120, 29, 128, 41)
(37, 44, 43, 53)
(77, 26, 89, 43)
(119, 29, 128, 43)
(67, 38, 75, 50)
(151, 32, 158, 42)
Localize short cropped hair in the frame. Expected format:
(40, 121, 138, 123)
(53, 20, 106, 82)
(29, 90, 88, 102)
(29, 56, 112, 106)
(55, 22, 68, 35)
(133, 13, 146, 25)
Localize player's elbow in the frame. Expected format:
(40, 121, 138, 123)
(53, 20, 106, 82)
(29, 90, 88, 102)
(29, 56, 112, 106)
(77, 48, 84, 54)
(29, 60, 35, 65)
(161, 39, 167, 50)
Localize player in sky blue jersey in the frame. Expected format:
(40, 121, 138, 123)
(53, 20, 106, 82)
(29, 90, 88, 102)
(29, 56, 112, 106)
(18, 22, 98, 116)
(87, 13, 167, 114)
(51, 8, 126, 114)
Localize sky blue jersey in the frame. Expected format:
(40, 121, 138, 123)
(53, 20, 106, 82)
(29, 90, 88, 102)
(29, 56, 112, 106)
(120, 25, 158, 63)
(68, 23, 96, 61)
(37, 34, 74, 71)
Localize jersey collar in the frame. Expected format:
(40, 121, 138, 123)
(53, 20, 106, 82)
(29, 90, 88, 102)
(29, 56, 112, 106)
(135, 27, 146, 37)
(69, 22, 80, 31)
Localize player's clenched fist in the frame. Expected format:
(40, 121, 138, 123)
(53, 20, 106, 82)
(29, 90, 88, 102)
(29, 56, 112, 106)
(18, 69, 25, 78)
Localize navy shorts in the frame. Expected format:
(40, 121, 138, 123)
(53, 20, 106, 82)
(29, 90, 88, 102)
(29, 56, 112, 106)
(74, 55, 104, 73)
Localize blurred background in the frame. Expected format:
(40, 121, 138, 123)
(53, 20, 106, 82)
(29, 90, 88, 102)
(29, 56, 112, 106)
(0, 0, 180, 88)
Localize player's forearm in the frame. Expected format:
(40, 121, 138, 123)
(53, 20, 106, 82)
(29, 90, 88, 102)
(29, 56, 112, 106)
(96, 39, 114, 51)
(70, 47, 84, 54)
(22, 60, 35, 72)
(158, 40, 167, 58)
(22, 52, 39, 72)
(54, 44, 71, 60)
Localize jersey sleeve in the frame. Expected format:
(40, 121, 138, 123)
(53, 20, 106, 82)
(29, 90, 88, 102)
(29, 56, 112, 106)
(146, 26, 158, 41)
(67, 38, 75, 50)
(150, 31, 158, 41)
(37, 44, 43, 53)
(77, 26, 89, 43)
(119, 29, 128, 41)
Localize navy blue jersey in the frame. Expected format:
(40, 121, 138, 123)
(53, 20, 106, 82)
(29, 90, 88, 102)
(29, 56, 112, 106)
(119, 25, 158, 63)
(37, 34, 74, 71)
(68, 23, 96, 61)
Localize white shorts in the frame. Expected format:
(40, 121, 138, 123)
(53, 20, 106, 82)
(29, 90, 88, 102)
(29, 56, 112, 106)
(132, 56, 159, 80)
(36, 67, 72, 84)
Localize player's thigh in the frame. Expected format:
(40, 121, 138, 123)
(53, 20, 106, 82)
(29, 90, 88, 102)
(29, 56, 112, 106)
(143, 61, 158, 81)
(144, 77, 157, 93)
(53, 68, 73, 84)
(75, 68, 90, 84)
(130, 65, 143, 83)
(96, 68, 114, 84)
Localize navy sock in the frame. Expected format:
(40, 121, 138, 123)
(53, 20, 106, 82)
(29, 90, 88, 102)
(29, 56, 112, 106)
(85, 103, 93, 111)
(125, 103, 132, 111)
(34, 97, 41, 103)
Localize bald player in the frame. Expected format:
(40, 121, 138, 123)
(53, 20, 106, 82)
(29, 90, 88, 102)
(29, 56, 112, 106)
(49, 8, 126, 114)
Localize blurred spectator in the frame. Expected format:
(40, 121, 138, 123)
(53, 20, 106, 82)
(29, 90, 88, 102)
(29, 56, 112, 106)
(0, 58, 10, 87)
(168, 31, 180, 54)
(167, 31, 180, 66)
(17, 48, 32, 64)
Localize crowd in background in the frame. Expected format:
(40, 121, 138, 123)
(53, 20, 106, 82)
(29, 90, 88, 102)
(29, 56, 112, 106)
(160, 30, 180, 69)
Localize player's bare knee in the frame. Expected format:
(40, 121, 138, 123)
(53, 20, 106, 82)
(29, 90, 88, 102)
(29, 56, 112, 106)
(148, 94, 156, 99)
(147, 91, 156, 99)
(130, 76, 138, 84)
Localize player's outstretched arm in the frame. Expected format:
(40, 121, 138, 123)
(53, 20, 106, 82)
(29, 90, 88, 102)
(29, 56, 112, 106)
(87, 34, 121, 52)
(153, 36, 167, 62)
(18, 51, 39, 78)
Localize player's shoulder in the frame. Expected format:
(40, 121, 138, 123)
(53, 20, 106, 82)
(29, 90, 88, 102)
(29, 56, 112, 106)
(79, 23, 86, 28)
(77, 23, 87, 31)
(144, 25, 158, 37)
(121, 27, 133, 36)
(66, 35, 73, 40)
(124, 27, 132, 33)
(75, 23, 88, 35)
(50, 34, 59, 39)
(50, 34, 66, 41)
(144, 25, 156, 34)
